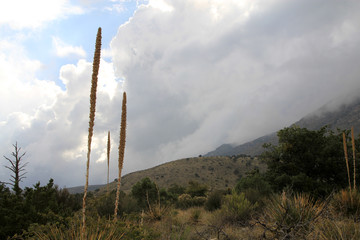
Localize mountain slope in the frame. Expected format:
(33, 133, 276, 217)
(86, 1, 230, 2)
(94, 156, 266, 194)
(206, 97, 360, 157)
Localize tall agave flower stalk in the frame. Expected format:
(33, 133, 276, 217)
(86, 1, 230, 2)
(107, 131, 111, 193)
(343, 132, 352, 191)
(351, 127, 356, 190)
(114, 92, 127, 221)
(81, 27, 101, 239)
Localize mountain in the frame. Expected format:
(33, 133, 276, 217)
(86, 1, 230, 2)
(205, 97, 360, 157)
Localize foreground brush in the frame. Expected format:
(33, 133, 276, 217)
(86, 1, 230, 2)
(114, 92, 127, 221)
(81, 27, 101, 239)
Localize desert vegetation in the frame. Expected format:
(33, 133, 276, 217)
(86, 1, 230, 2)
(1, 28, 360, 239)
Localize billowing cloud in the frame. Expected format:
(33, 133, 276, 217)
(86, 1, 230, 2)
(0, 56, 121, 187)
(0, 0, 83, 30)
(0, 40, 61, 120)
(52, 37, 87, 58)
(110, 0, 360, 171)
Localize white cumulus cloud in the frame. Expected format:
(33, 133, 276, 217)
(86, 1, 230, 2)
(53, 37, 87, 58)
(0, 0, 83, 30)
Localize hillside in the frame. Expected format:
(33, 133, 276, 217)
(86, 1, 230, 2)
(66, 184, 105, 195)
(206, 97, 360, 157)
(79, 156, 264, 195)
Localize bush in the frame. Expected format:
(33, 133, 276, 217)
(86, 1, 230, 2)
(186, 181, 208, 197)
(205, 190, 226, 211)
(235, 169, 271, 205)
(220, 192, 256, 225)
(193, 196, 206, 207)
(131, 178, 158, 209)
(259, 191, 326, 239)
(263, 126, 355, 196)
(177, 194, 193, 209)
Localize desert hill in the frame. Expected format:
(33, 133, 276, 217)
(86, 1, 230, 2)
(67, 156, 265, 194)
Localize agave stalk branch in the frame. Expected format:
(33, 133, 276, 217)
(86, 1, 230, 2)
(114, 92, 127, 221)
(82, 27, 101, 239)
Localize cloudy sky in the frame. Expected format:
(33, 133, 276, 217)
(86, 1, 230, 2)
(1, 0, 360, 188)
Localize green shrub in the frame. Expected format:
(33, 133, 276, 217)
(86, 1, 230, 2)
(192, 196, 206, 207)
(205, 190, 226, 211)
(177, 194, 193, 209)
(131, 178, 158, 209)
(220, 192, 256, 225)
(235, 169, 271, 205)
(186, 181, 208, 197)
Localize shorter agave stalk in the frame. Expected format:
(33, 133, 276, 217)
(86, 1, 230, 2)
(107, 131, 110, 193)
(351, 127, 356, 190)
(343, 132, 353, 205)
(114, 92, 127, 220)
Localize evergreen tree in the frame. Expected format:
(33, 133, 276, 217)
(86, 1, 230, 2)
(3, 142, 28, 196)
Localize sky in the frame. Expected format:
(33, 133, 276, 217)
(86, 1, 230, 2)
(1, 0, 360, 188)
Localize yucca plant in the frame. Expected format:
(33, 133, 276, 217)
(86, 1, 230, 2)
(82, 27, 102, 239)
(114, 92, 127, 221)
(314, 218, 360, 240)
(331, 189, 360, 219)
(259, 191, 327, 239)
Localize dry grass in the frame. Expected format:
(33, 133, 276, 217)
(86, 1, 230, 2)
(82, 27, 102, 239)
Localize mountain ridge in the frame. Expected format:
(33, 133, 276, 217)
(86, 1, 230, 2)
(205, 97, 360, 157)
